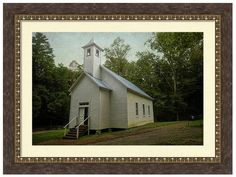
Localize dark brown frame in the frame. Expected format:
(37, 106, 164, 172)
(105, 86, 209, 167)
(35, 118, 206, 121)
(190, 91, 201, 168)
(3, 3, 232, 174)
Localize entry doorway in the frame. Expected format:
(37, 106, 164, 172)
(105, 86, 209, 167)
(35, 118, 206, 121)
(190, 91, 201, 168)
(84, 107, 89, 125)
(77, 106, 89, 125)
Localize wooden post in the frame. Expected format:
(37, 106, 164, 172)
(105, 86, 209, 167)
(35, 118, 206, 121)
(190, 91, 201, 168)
(64, 127, 67, 136)
(88, 117, 90, 135)
(76, 127, 79, 139)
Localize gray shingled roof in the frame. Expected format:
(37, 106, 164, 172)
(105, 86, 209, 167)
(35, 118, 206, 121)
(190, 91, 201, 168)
(69, 65, 153, 100)
(69, 72, 112, 92)
(101, 65, 153, 100)
(84, 72, 112, 90)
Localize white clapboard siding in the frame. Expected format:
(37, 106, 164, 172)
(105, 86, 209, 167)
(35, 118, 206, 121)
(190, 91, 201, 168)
(69, 76, 100, 129)
(99, 89, 110, 129)
(127, 91, 154, 128)
(101, 69, 128, 128)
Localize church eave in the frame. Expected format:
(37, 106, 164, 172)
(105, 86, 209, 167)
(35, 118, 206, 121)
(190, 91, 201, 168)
(99, 87, 112, 92)
(68, 72, 85, 93)
(82, 43, 104, 51)
(127, 88, 154, 100)
(69, 71, 112, 94)
(84, 72, 112, 91)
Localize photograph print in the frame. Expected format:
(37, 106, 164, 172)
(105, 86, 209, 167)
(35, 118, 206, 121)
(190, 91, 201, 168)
(32, 32, 203, 145)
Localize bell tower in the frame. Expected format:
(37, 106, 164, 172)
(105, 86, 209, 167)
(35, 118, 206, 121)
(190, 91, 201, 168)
(82, 38, 103, 79)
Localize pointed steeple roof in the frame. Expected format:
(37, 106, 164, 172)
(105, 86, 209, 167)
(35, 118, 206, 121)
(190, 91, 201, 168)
(82, 38, 103, 51)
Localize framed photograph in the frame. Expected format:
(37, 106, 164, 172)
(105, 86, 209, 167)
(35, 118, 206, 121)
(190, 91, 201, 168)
(3, 3, 232, 174)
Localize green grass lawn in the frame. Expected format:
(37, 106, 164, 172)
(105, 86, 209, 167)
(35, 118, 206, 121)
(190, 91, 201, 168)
(33, 129, 65, 144)
(33, 120, 203, 145)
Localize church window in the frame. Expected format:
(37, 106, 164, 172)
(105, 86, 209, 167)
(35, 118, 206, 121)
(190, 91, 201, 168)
(148, 105, 150, 116)
(143, 104, 145, 116)
(96, 49, 99, 57)
(135, 103, 138, 116)
(87, 48, 91, 56)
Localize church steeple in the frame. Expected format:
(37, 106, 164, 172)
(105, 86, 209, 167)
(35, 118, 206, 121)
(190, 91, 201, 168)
(82, 38, 103, 79)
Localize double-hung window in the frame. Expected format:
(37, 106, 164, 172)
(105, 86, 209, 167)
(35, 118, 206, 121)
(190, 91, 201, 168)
(135, 103, 138, 116)
(143, 104, 145, 116)
(148, 105, 150, 116)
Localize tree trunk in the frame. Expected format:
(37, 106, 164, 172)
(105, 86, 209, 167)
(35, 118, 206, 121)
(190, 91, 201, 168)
(173, 74, 179, 121)
(176, 112, 179, 121)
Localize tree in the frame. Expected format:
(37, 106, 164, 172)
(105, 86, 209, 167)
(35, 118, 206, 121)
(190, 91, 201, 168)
(33, 32, 56, 128)
(104, 37, 131, 77)
(32, 33, 82, 129)
(33, 33, 55, 85)
(148, 32, 203, 120)
(67, 64, 83, 87)
(134, 51, 159, 96)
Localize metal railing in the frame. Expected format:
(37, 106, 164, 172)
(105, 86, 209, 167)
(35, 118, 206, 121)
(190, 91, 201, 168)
(75, 116, 90, 139)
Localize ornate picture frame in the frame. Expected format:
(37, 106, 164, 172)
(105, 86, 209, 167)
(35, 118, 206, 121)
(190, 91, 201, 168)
(3, 3, 232, 174)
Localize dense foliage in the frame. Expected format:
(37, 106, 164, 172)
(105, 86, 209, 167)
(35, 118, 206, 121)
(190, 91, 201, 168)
(104, 37, 131, 77)
(105, 34, 203, 121)
(33, 32, 203, 129)
(33, 33, 81, 129)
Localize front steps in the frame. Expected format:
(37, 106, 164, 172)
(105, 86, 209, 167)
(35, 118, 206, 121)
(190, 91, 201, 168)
(63, 125, 88, 139)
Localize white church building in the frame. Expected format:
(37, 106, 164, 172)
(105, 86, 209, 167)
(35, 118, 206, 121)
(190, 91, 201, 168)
(65, 39, 154, 137)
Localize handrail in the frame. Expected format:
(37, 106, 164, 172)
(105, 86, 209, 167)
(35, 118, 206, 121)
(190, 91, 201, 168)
(64, 115, 83, 136)
(75, 116, 90, 129)
(64, 115, 91, 138)
(64, 116, 78, 128)
(75, 116, 90, 139)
